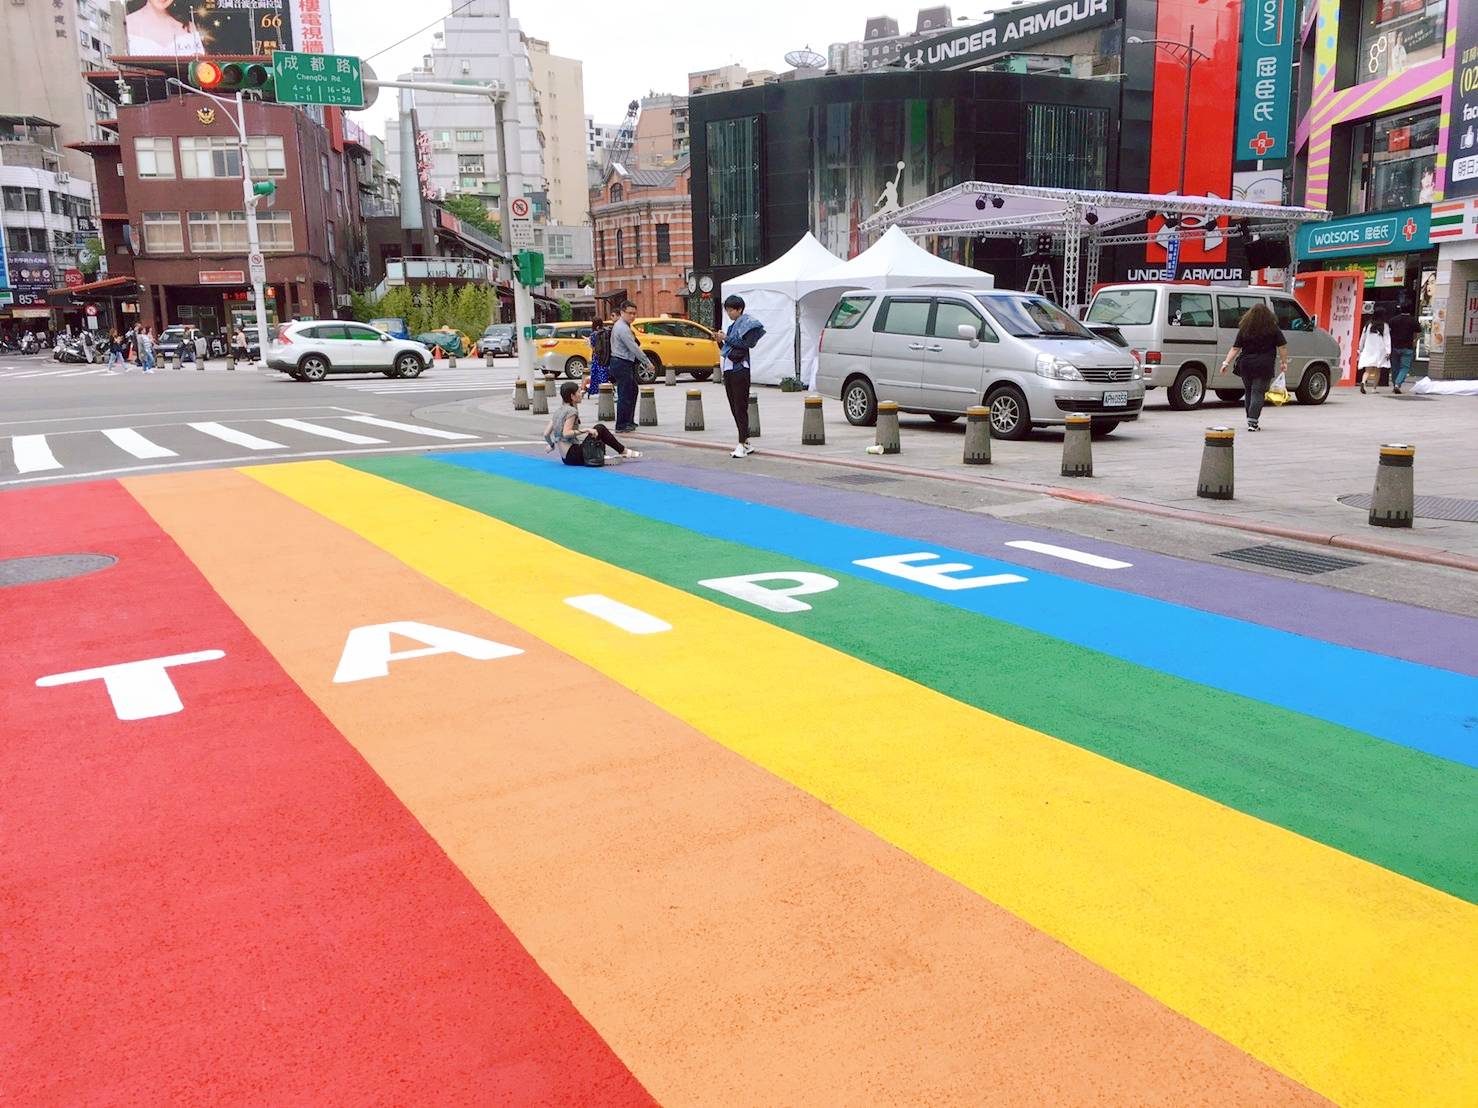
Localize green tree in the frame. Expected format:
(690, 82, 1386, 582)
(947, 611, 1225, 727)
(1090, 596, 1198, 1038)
(558, 298, 573, 321)
(441, 194, 501, 240)
(79, 237, 103, 277)
(452, 283, 489, 337)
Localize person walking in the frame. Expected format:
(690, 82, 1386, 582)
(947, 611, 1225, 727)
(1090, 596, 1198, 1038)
(232, 324, 249, 364)
(608, 301, 650, 432)
(586, 318, 611, 401)
(105, 329, 127, 371)
(192, 330, 208, 369)
(719, 294, 766, 458)
(543, 380, 642, 464)
(136, 325, 156, 373)
(1357, 309, 1391, 394)
(1219, 302, 1289, 432)
(1386, 301, 1419, 394)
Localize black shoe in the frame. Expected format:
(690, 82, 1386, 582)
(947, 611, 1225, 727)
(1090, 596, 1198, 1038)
(1393, 385, 1402, 394)
(1247, 420, 1260, 432)
(1359, 380, 1366, 394)
(615, 424, 637, 433)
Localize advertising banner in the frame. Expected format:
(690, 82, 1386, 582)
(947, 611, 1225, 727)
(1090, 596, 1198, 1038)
(1444, 0, 1478, 199)
(900, 0, 1113, 71)
(6, 252, 55, 308)
(124, 0, 293, 57)
(1235, 0, 1296, 162)
(1296, 205, 1431, 259)
(0, 223, 9, 308)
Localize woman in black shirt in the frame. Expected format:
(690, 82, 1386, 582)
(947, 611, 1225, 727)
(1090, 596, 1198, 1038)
(1220, 303, 1290, 431)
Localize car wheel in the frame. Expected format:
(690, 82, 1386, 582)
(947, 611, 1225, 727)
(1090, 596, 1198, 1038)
(394, 354, 423, 379)
(690, 368, 714, 382)
(842, 375, 878, 427)
(1168, 367, 1206, 410)
(637, 359, 659, 385)
(565, 355, 587, 379)
(929, 413, 960, 425)
(1214, 388, 1245, 402)
(1295, 365, 1330, 405)
(986, 385, 1031, 440)
(298, 355, 329, 382)
(1090, 420, 1121, 438)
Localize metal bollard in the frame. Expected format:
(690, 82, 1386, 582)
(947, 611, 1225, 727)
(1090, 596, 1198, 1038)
(638, 385, 658, 426)
(1061, 413, 1093, 477)
(531, 380, 549, 414)
(875, 400, 901, 454)
(1369, 443, 1415, 528)
(963, 405, 992, 465)
(747, 393, 761, 438)
(448, 351, 458, 369)
(512, 378, 530, 410)
(485, 350, 495, 368)
(684, 388, 705, 430)
(801, 394, 826, 445)
(598, 382, 616, 422)
(1196, 426, 1235, 499)
(665, 364, 677, 387)
(226, 354, 236, 372)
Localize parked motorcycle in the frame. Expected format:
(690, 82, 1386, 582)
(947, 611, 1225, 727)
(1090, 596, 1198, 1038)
(53, 337, 89, 364)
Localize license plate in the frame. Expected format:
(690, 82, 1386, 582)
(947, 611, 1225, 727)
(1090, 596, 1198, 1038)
(1103, 390, 1129, 407)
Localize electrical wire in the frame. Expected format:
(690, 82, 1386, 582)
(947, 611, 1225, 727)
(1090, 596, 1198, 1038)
(364, 0, 478, 62)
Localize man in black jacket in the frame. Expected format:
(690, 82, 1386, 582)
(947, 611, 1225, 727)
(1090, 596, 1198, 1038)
(1386, 300, 1419, 394)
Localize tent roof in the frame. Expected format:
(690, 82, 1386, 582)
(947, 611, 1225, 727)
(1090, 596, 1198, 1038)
(724, 233, 842, 297)
(806, 225, 994, 290)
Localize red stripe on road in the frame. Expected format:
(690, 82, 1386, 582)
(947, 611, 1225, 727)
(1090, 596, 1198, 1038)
(0, 480, 652, 1105)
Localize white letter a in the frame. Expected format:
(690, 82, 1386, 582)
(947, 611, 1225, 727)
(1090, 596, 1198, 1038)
(334, 621, 523, 683)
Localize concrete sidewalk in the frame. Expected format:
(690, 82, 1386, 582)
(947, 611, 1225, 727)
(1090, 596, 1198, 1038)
(476, 378, 1478, 562)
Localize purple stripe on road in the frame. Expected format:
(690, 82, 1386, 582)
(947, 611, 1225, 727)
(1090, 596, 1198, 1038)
(637, 460, 1478, 677)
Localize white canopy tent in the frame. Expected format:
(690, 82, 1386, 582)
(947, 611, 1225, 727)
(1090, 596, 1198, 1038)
(720, 233, 841, 386)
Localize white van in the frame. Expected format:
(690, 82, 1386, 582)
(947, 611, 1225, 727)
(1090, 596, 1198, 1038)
(1084, 282, 1339, 410)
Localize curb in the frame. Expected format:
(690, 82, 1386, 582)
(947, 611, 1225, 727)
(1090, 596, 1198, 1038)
(623, 430, 1478, 574)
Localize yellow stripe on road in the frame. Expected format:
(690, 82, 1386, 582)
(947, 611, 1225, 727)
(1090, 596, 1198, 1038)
(255, 460, 1478, 1107)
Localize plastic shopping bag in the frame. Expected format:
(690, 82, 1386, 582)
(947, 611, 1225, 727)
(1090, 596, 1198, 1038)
(1265, 371, 1291, 406)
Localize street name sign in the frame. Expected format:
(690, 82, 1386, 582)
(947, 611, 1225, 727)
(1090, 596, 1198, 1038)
(272, 51, 365, 108)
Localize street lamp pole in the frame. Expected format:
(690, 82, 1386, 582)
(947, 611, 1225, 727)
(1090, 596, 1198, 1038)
(1127, 30, 1210, 197)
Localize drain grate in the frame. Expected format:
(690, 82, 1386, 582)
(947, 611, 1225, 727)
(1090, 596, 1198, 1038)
(823, 472, 901, 485)
(0, 553, 117, 588)
(1337, 493, 1478, 523)
(1216, 544, 1364, 575)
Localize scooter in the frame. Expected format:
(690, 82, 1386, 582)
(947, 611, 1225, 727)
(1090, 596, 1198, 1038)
(19, 334, 39, 355)
(53, 337, 89, 364)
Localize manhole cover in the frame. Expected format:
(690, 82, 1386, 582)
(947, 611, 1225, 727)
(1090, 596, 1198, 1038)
(1337, 493, 1478, 523)
(823, 472, 900, 485)
(1216, 544, 1363, 575)
(0, 553, 117, 588)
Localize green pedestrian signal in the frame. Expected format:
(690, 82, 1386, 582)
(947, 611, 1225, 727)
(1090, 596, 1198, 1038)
(516, 250, 545, 288)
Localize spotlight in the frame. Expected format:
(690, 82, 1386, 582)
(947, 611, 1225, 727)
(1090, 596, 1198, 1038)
(975, 196, 988, 211)
(991, 195, 1005, 209)
(1084, 210, 1098, 225)
(1235, 219, 1252, 238)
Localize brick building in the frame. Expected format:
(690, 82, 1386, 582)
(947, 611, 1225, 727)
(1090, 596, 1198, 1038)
(590, 157, 691, 318)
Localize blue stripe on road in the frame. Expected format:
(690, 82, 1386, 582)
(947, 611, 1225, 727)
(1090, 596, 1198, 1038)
(437, 451, 1478, 769)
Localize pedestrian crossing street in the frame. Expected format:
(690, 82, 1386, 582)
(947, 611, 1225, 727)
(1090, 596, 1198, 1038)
(1, 414, 494, 482)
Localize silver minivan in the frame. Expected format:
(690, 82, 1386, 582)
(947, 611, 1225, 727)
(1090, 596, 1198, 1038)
(1084, 282, 1339, 410)
(816, 287, 1144, 439)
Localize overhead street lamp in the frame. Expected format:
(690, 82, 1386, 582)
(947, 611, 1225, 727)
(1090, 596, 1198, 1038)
(1127, 29, 1211, 199)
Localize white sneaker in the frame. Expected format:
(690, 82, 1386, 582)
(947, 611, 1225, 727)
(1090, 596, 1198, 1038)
(730, 445, 747, 459)
(624, 449, 642, 460)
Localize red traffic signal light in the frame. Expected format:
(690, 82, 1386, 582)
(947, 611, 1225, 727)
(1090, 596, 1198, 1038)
(187, 60, 270, 94)
(191, 61, 223, 90)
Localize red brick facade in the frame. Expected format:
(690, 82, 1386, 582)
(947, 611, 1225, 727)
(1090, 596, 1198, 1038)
(589, 161, 691, 319)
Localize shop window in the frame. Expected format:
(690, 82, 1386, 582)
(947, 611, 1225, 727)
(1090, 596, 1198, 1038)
(1345, 103, 1440, 213)
(142, 211, 183, 253)
(1025, 104, 1108, 190)
(1356, 0, 1447, 85)
(707, 115, 761, 267)
(656, 223, 671, 263)
(134, 137, 176, 178)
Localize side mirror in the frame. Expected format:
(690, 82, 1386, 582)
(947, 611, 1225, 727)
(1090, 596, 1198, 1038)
(957, 322, 980, 348)
(380, 333, 391, 341)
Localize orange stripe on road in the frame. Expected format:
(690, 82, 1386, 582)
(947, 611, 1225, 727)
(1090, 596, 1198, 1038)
(129, 467, 1325, 1106)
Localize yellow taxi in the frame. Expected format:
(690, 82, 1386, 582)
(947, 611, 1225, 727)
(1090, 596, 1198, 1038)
(534, 321, 595, 378)
(630, 317, 721, 383)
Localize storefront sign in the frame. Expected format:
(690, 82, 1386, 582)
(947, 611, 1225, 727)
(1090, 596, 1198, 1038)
(1464, 280, 1478, 346)
(1444, 0, 1478, 199)
(1327, 275, 1362, 385)
(64, 269, 83, 289)
(1375, 256, 1406, 287)
(199, 270, 246, 285)
(1235, 0, 1296, 162)
(1296, 206, 1430, 259)
(0, 223, 9, 307)
(900, 0, 1112, 70)
(6, 252, 54, 307)
(1324, 258, 1378, 283)
(1429, 198, 1478, 241)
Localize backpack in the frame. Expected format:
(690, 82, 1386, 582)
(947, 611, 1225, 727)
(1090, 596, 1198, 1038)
(591, 326, 612, 365)
(581, 436, 607, 467)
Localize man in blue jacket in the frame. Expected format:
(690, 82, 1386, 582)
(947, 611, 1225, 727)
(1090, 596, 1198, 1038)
(720, 295, 765, 458)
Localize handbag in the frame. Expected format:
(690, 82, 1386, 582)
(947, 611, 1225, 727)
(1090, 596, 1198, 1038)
(581, 436, 607, 467)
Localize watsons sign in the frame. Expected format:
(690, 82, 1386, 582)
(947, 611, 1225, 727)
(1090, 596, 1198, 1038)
(901, 0, 1113, 71)
(1296, 206, 1431, 259)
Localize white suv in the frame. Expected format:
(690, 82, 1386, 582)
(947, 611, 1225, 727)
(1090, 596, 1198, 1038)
(268, 320, 429, 381)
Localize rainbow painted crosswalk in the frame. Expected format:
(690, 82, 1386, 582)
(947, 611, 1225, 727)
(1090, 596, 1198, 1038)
(5, 452, 1476, 1106)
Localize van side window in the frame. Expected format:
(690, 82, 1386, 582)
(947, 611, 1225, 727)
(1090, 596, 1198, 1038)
(827, 295, 874, 329)
(1167, 292, 1214, 328)
(1217, 295, 1265, 329)
(1271, 297, 1313, 332)
(932, 299, 996, 342)
(875, 298, 932, 337)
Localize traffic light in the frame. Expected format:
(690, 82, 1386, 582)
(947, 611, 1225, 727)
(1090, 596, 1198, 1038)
(516, 250, 545, 287)
(187, 59, 271, 95)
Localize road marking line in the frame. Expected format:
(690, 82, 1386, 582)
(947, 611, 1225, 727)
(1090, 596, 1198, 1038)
(11, 434, 62, 472)
(564, 594, 672, 634)
(1004, 540, 1133, 569)
(268, 418, 386, 445)
(101, 427, 179, 459)
(341, 416, 479, 440)
(189, 422, 287, 450)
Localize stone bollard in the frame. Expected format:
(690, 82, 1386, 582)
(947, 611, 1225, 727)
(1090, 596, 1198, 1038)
(684, 388, 705, 430)
(963, 405, 992, 465)
(1369, 443, 1415, 528)
(801, 395, 826, 445)
(665, 364, 677, 387)
(226, 353, 236, 372)
(598, 382, 616, 422)
(531, 380, 549, 414)
(638, 385, 659, 426)
(512, 378, 530, 410)
(1196, 426, 1235, 500)
(448, 351, 458, 369)
(485, 350, 495, 368)
(747, 393, 761, 438)
(170, 349, 181, 370)
(1061, 413, 1093, 477)
(875, 400, 901, 454)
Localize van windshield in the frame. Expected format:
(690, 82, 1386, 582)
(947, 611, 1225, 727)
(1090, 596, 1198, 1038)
(1086, 288, 1156, 326)
(977, 294, 1094, 339)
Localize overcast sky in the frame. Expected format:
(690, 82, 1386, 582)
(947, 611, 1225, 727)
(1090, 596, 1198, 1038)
(334, 1, 1003, 139)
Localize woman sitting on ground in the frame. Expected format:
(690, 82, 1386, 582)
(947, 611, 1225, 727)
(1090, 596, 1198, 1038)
(543, 380, 641, 464)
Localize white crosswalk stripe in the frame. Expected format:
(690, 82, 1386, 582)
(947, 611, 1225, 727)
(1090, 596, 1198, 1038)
(342, 416, 479, 440)
(101, 428, 177, 459)
(268, 418, 386, 445)
(188, 422, 288, 451)
(12, 435, 62, 473)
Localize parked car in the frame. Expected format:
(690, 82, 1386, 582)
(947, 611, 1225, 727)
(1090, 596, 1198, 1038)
(476, 323, 517, 357)
(156, 325, 204, 363)
(1084, 282, 1338, 409)
(267, 320, 429, 381)
(816, 287, 1144, 439)
(535, 321, 595, 378)
(630, 317, 720, 383)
